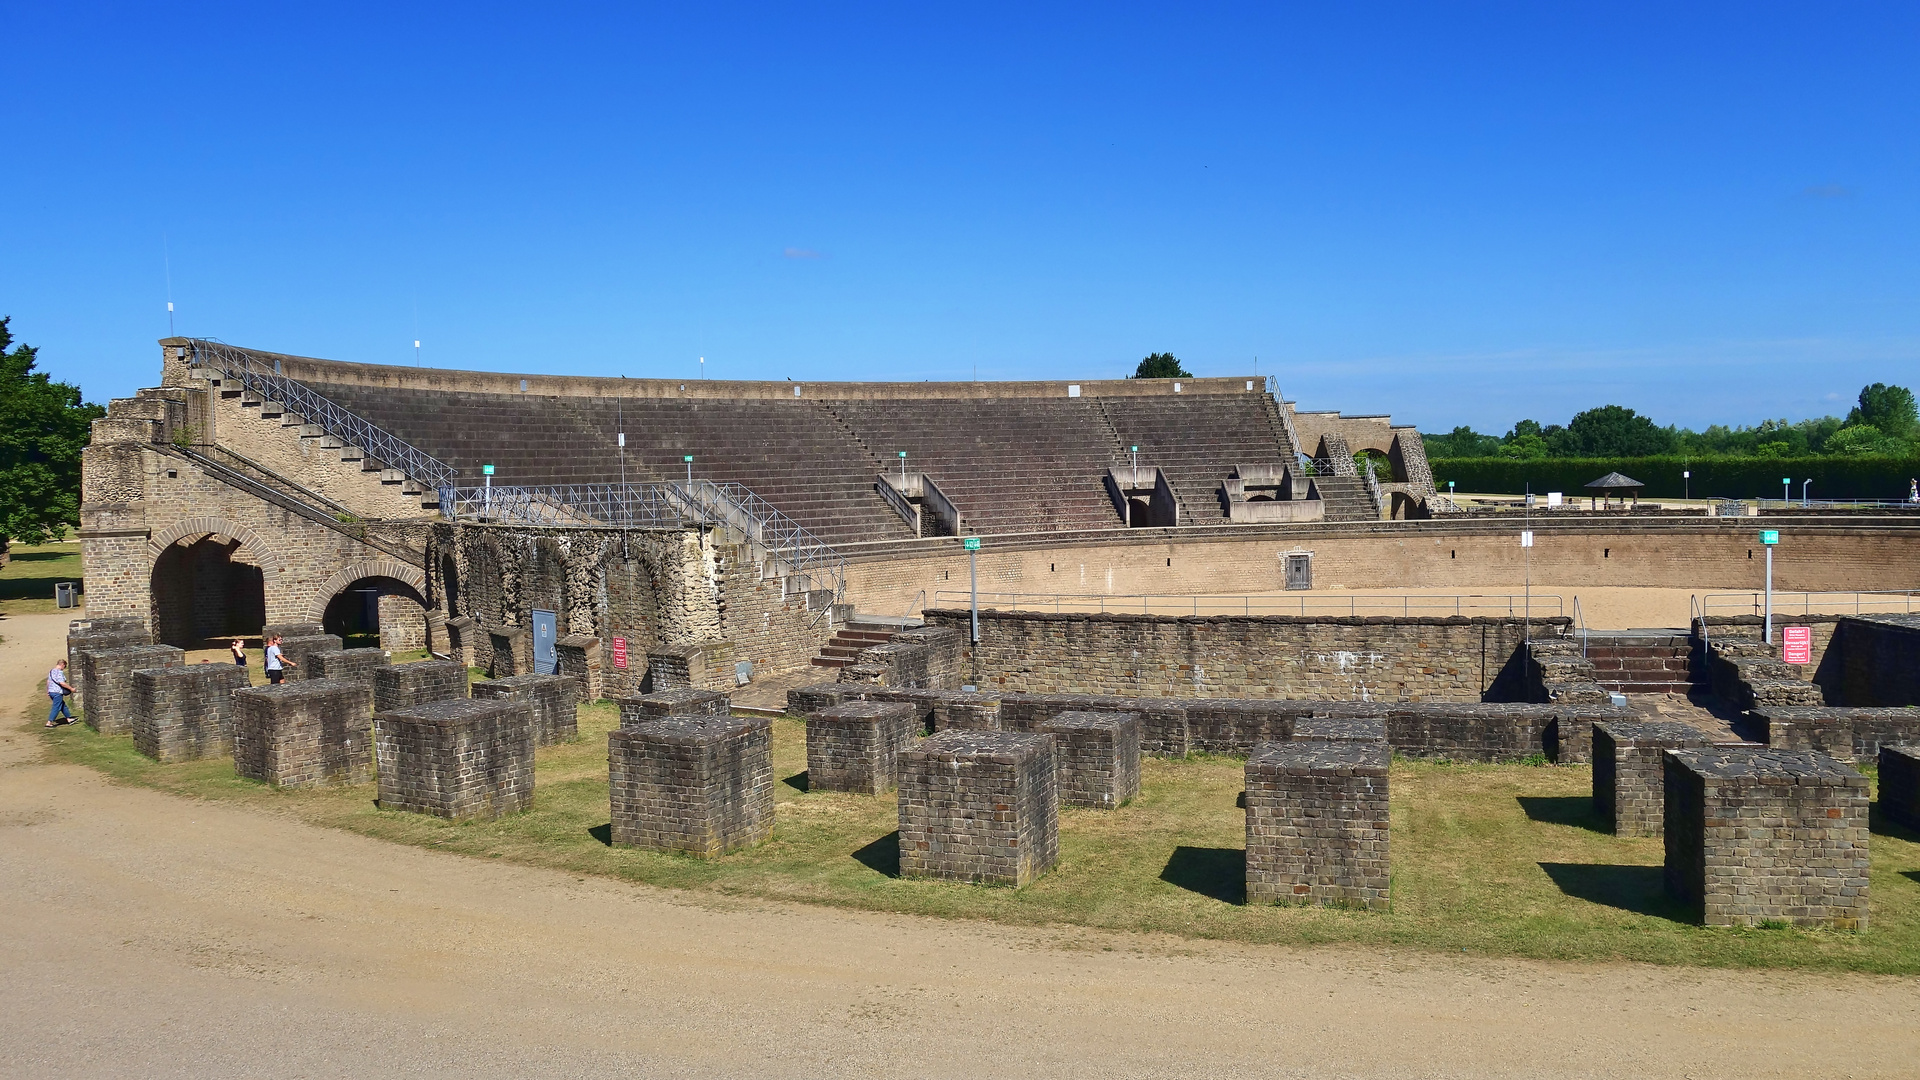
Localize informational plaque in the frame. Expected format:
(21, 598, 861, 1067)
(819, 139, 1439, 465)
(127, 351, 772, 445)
(1783, 625, 1812, 666)
(611, 636, 629, 669)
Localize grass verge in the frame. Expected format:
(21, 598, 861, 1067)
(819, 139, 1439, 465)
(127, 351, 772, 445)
(28, 688, 1920, 972)
(1, 541, 83, 616)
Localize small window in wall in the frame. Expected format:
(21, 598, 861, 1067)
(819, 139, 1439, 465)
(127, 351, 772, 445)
(1604, 548, 1610, 558)
(520, 379, 529, 392)
(794, 385, 802, 397)
(1450, 549, 1456, 559)
(1245, 380, 1254, 391)
(1172, 381, 1183, 393)
(1067, 384, 1081, 398)
(1284, 552, 1312, 591)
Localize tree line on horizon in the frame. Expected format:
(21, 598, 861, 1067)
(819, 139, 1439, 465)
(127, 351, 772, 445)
(1424, 384, 1917, 461)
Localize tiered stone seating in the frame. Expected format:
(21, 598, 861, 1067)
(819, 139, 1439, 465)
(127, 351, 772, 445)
(1098, 394, 1291, 524)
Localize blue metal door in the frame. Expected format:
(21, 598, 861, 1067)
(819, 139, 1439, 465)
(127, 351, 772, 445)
(532, 609, 558, 675)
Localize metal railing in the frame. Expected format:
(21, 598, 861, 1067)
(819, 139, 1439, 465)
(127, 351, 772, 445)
(1754, 498, 1920, 511)
(931, 590, 1565, 618)
(1697, 590, 1920, 618)
(439, 483, 689, 528)
(670, 480, 847, 598)
(874, 473, 920, 535)
(1267, 376, 1307, 464)
(186, 339, 457, 488)
(1360, 457, 1386, 518)
(1296, 456, 1341, 477)
(1572, 595, 1588, 657)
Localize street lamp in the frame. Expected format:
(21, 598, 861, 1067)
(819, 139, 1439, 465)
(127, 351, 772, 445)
(1801, 478, 1812, 507)
(1683, 469, 1690, 502)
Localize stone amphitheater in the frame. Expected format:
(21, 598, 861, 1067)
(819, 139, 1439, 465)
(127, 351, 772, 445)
(71, 336, 1920, 919)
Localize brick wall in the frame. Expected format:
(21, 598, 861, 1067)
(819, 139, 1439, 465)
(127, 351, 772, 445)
(233, 679, 373, 788)
(1592, 720, 1710, 838)
(1245, 741, 1390, 909)
(805, 701, 920, 794)
(131, 663, 251, 762)
(76, 644, 184, 734)
(373, 659, 470, 712)
(472, 673, 579, 746)
(1881, 745, 1920, 831)
(897, 730, 1059, 887)
(374, 698, 536, 819)
(308, 647, 389, 689)
(1751, 707, 1920, 764)
(1829, 615, 1920, 707)
(1037, 711, 1141, 808)
(608, 715, 774, 856)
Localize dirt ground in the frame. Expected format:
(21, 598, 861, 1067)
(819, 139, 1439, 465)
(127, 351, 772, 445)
(4, 609, 1918, 1078)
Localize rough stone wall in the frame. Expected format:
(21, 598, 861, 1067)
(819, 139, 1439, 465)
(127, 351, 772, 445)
(1831, 615, 1920, 707)
(274, 634, 343, 683)
(1037, 711, 1141, 808)
(554, 635, 602, 701)
(897, 730, 1059, 887)
(77, 644, 184, 734)
(1663, 748, 1869, 929)
(608, 715, 774, 856)
(233, 679, 373, 788)
(1292, 716, 1387, 742)
(131, 663, 250, 762)
(838, 625, 966, 690)
(1524, 639, 1612, 704)
(615, 688, 733, 728)
(933, 694, 1002, 732)
(805, 701, 920, 794)
(1880, 744, 1920, 831)
(1245, 740, 1390, 909)
(373, 659, 471, 712)
(472, 674, 580, 746)
(1705, 639, 1823, 710)
(1593, 720, 1709, 838)
(489, 628, 530, 679)
(926, 609, 1546, 703)
(374, 698, 536, 820)
(308, 647, 389, 691)
(1751, 706, 1920, 764)
(67, 618, 150, 670)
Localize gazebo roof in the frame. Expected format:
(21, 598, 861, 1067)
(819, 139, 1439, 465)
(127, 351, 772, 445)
(1584, 471, 1644, 490)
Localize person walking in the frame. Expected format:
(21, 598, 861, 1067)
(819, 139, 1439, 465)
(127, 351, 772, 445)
(264, 635, 296, 685)
(230, 637, 247, 667)
(46, 660, 77, 727)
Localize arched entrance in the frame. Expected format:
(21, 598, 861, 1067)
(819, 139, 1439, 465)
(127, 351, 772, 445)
(149, 537, 266, 647)
(321, 576, 429, 650)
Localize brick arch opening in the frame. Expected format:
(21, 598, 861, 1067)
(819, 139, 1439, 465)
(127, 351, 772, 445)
(149, 536, 267, 647)
(309, 560, 431, 652)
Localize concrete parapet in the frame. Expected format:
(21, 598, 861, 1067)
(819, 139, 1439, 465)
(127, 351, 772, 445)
(806, 701, 921, 794)
(473, 673, 580, 746)
(375, 698, 535, 820)
(1245, 740, 1390, 909)
(898, 729, 1059, 886)
(1036, 710, 1141, 808)
(1592, 720, 1710, 837)
(372, 659, 471, 713)
(233, 679, 373, 788)
(131, 663, 250, 762)
(608, 715, 774, 856)
(76, 644, 185, 734)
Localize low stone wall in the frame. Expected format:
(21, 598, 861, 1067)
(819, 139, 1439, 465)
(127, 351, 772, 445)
(1524, 639, 1611, 704)
(67, 617, 149, 670)
(933, 693, 1002, 732)
(1705, 640, 1823, 710)
(489, 627, 529, 679)
(131, 663, 250, 762)
(375, 698, 535, 820)
(646, 640, 736, 693)
(1663, 748, 1869, 929)
(1830, 615, 1920, 707)
(1593, 720, 1710, 838)
(924, 609, 1552, 703)
(805, 701, 920, 794)
(233, 679, 373, 788)
(555, 634, 602, 701)
(1245, 741, 1390, 909)
(1037, 711, 1141, 808)
(1292, 716, 1387, 742)
(1751, 706, 1920, 764)
(77, 644, 184, 734)
(274, 633, 343, 683)
(898, 730, 1059, 886)
(309, 647, 389, 688)
(472, 673, 580, 746)
(616, 689, 731, 729)
(1880, 745, 1920, 831)
(373, 659, 471, 713)
(836, 625, 965, 689)
(608, 715, 774, 856)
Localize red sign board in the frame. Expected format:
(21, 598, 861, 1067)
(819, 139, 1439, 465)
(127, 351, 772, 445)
(611, 636, 629, 669)
(1783, 625, 1812, 665)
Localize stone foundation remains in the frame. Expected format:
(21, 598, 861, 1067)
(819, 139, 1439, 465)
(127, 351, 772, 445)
(77, 644, 185, 734)
(308, 647, 389, 689)
(1291, 716, 1388, 743)
(1663, 747, 1869, 929)
(1592, 720, 1710, 837)
(372, 659, 471, 713)
(608, 715, 774, 856)
(131, 663, 250, 762)
(1244, 740, 1391, 909)
(233, 679, 374, 788)
(897, 730, 1059, 886)
(616, 688, 731, 729)
(933, 693, 1002, 732)
(67, 616, 150, 670)
(1036, 710, 1141, 808)
(472, 673, 580, 746)
(1753, 706, 1920, 764)
(1879, 744, 1920, 831)
(375, 698, 535, 820)
(805, 701, 921, 794)
(273, 632, 344, 683)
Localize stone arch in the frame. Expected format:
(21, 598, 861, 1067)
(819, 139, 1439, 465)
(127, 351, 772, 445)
(148, 515, 281, 570)
(306, 558, 429, 622)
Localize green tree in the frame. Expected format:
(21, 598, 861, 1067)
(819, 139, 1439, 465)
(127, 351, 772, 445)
(1130, 352, 1192, 379)
(1500, 432, 1551, 459)
(1824, 423, 1892, 457)
(0, 318, 103, 559)
(1846, 383, 1917, 439)
(1557, 405, 1674, 456)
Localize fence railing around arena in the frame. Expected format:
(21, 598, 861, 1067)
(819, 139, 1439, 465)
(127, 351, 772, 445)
(1696, 590, 1920, 618)
(930, 591, 1565, 619)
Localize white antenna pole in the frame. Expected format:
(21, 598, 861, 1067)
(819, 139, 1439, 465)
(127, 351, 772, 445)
(415, 339, 421, 367)
(163, 233, 175, 336)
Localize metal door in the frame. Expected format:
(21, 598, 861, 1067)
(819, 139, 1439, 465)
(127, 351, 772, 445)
(532, 609, 559, 674)
(1284, 554, 1312, 591)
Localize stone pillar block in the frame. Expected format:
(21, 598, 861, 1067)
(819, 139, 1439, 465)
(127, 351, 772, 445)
(554, 634, 602, 702)
(1292, 716, 1388, 743)
(76, 644, 184, 734)
(274, 634, 343, 683)
(897, 730, 1059, 886)
(489, 627, 529, 678)
(609, 715, 774, 856)
(262, 622, 325, 642)
(473, 673, 580, 746)
(786, 682, 862, 717)
(1593, 720, 1709, 837)
(1880, 744, 1920, 831)
(1037, 710, 1141, 809)
(932, 693, 1001, 732)
(616, 689, 731, 730)
(131, 663, 251, 762)
(233, 679, 373, 788)
(1245, 740, 1390, 910)
(1663, 747, 1869, 929)
(67, 616, 149, 670)
(308, 647, 389, 689)
(375, 698, 536, 819)
(806, 701, 921, 794)
(372, 659, 471, 713)
(444, 615, 479, 668)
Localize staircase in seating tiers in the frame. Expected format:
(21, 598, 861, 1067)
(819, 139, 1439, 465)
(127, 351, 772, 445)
(1308, 475, 1379, 522)
(1581, 631, 1698, 695)
(809, 620, 899, 670)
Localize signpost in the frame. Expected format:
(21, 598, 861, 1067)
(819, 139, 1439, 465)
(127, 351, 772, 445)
(964, 537, 982, 643)
(1759, 529, 1780, 643)
(1783, 625, 1812, 666)
(483, 463, 494, 517)
(1683, 469, 1690, 501)
(684, 455, 694, 486)
(1782, 476, 1791, 504)
(1520, 529, 1534, 645)
(898, 450, 908, 487)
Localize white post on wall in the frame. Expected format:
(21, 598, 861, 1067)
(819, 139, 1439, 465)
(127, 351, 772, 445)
(964, 536, 981, 643)
(1760, 528, 1779, 645)
(684, 454, 693, 487)
(899, 450, 907, 488)
(482, 463, 493, 519)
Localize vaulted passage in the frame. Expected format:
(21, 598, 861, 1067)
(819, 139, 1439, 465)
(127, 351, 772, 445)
(150, 537, 266, 647)
(322, 575, 428, 650)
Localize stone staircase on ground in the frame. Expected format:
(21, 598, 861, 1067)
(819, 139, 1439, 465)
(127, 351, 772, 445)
(1582, 631, 1697, 696)
(1309, 475, 1379, 522)
(809, 621, 900, 670)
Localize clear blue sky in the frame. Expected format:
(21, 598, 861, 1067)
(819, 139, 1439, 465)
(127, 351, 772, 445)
(4, 3, 1916, 433)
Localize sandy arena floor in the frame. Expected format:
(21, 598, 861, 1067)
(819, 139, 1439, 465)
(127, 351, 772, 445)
(4, 609, 1917, 1078)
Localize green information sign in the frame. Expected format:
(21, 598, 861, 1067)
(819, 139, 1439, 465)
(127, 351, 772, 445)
(482, 464, 494, 476)
(1759, 529, 1780, 545)
(963, 537, 981, 551)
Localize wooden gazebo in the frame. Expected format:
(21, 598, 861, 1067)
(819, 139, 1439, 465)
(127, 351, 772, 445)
(1585, 471, 1644, 509)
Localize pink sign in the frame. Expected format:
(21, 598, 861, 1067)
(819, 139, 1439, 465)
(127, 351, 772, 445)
(611, 636, 629, 669)
(1783, 625, 1812, 665)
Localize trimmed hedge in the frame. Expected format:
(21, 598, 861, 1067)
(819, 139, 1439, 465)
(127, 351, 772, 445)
(1430, 456, 1920, 500)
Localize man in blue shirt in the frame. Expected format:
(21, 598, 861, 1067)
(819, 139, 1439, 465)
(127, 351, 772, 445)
(264, 636, 298, 685)
(46, 660, 76, 727)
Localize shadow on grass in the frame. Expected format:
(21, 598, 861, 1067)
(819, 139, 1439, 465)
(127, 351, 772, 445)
(1904, 870, 1920, 887)
(589, 823, 612, 846)
(1160, 845, 1244, 905)
(1870, 803, 1920, 842)
(1538, 862, 1694, 923)
(783, 771, 809, 793)
(852, 831, 899, 877)
(1234, 790, 1246, 809)
(1517, 796, 1609, 834)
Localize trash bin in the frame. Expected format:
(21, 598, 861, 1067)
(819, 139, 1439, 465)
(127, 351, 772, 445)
(55, 582, 78, 609)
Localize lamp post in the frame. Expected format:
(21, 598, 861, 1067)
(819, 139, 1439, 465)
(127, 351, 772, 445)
(684, 455, 694, 487)
(1683, 469, 1690, 502)
(1802, 478, 1812, 507)
(1759, 529, 1779, 644)
(964, 537, 982, 644)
